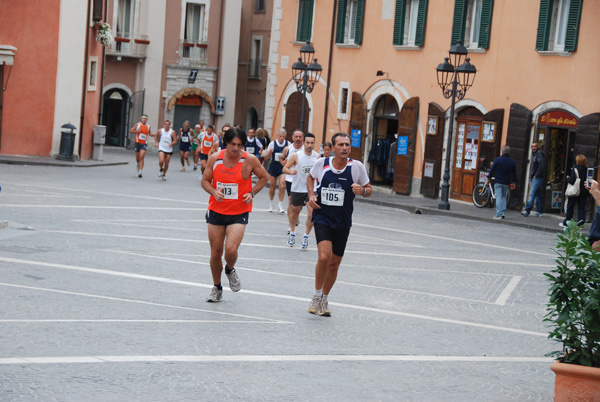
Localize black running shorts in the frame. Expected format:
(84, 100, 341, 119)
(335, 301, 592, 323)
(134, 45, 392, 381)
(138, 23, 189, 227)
(313, 222, 350, 257)
(205, 210, 249, 226)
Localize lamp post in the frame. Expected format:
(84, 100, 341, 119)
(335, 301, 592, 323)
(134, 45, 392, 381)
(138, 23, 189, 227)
(292, 41, 322, 132)
(436, 41, 477, 210)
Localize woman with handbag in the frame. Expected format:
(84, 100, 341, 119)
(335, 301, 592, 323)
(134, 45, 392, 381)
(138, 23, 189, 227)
(561, 154, 589, 227)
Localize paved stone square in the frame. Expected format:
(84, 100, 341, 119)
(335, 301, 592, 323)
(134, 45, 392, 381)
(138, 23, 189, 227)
(0, 151, 558, 400)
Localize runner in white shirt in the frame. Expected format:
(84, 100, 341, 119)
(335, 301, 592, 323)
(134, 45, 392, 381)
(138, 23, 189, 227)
(155, 120, 177, 181)
(282, 133, 319, 249)
(280, 130, 304, 230)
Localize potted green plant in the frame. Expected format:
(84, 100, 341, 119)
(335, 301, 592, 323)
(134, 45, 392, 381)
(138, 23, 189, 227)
(545, 220, 600, 401)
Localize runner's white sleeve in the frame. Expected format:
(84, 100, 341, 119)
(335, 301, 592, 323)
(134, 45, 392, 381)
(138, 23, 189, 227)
(267, 141, 275, 152)
(351, 161, 370, 186)
(310, 157, 325, 182)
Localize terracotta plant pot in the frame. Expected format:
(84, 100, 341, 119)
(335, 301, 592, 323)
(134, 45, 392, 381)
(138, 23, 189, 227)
(551, 361, 600, 401)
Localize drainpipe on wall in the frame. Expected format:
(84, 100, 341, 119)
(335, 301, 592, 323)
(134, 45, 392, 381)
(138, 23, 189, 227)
(213, 0, 225, 127)
(321, 0, 337, 145)
(79, 0, 92, 158)
(98, 0, 107, 124)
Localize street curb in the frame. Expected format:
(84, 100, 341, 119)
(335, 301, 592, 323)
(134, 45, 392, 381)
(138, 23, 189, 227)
(355, 196, 562, 234)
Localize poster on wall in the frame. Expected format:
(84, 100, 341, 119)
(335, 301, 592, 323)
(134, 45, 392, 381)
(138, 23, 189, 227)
(398, 136, 408, 155)
(552, 191, 563, 209)
(351, 129, 361, 148)
(424, 162, 434, 178)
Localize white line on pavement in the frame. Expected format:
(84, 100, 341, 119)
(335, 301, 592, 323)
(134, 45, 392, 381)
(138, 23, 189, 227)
(0, 354, 554, 365)
(0, 319, 277, 324)
(0, 282, 291, 325)
(106, 249, 509, 305)
(352, 222, 554, 258)
(0, 205, 201, 211)
(494, 276, 523, 306)
(156, 251, 525, 277)
(3, 182, 208, 205)
(0, 256, 546, 337)
(43, 230, 552, 267)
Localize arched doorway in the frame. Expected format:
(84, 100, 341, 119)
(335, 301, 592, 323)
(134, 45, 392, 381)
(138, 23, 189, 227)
(173, 95, 203, 132)
(102, 89, 129, 147)
(451, 106, 484, 202)
(284, 91, 309, 140)
(246, 106, 259, 130)
(369, 94, 399, 186)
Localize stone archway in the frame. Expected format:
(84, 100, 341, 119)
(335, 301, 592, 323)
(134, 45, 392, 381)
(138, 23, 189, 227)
(167, 87, 216, 114)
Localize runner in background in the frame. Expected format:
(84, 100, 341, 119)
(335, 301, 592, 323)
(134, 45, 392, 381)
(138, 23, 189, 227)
(178, 120, 193, 171)
(130, 114, 153, 178)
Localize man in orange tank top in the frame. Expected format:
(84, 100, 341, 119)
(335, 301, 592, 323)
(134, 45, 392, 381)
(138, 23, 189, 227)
(129, 114, 154, 178)
(201, 127, 268, 303)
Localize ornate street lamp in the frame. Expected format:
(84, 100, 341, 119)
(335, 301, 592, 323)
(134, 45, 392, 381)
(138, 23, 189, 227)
(436, 41, 477, 210)
(291, 41, 322, 132)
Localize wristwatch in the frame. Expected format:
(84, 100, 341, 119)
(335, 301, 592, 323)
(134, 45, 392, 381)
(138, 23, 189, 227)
(250, 191, 255, 198)
(362, 186, 368, 196)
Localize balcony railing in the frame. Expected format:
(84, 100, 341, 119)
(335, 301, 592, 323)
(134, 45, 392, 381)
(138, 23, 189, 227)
(106, 33, 150, 59)
(179, 40, 208, 65)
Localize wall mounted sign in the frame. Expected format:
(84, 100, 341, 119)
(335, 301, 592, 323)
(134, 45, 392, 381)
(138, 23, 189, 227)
(398, 136, 408, 155)
(538, 111, 578, 128)
(351, 129, 361, 147)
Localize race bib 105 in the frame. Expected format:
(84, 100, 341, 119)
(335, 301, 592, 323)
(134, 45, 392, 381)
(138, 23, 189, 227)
(321, 187, 344, 206)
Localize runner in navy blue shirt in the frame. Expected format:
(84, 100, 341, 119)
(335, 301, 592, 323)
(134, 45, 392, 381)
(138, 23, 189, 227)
(306, 133, 372, 317)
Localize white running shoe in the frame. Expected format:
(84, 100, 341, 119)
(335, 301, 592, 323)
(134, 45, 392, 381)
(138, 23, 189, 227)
(278, 208, 285, 214)
(162, 175, 166, 181)
(206, 286, 223, 302)
(138, 171, 143, 178)
(319, 298, 331, 317)
(158, 170, 163, 178)
(268, 204, 274, 213)
(307, 295, 321, 314)
(301, 235, 309, 250)
(226, 269, 241, 292)
(287, 233, 296, 247)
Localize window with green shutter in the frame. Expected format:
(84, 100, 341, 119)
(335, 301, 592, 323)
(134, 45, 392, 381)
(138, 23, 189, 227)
(478, 0, 493, 49)
(564, 0, 582, 52)
(451, 0, 468, 45)
(335, 0, 365, 45)
(536, 0, 582, 53)
(393, 0, 428, 47)
(296, 0, 314, 42)
(451, 0, 493, 49)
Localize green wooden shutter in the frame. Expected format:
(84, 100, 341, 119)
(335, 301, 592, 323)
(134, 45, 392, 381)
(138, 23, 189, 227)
(393, 0, 407, 46)
(535, 0, 553, 51)
(414, 0, 429, 47)
(450, 0, 468, 45)
(564, 0, 583, 52)
(477, 0, 493, 49)
(335, 0, 347, 43)
(354, 0, 365, 45)
(296, 0, 314, 42)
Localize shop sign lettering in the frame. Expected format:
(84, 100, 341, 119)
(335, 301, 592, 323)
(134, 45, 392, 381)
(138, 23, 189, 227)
(538, 111, 577, 128)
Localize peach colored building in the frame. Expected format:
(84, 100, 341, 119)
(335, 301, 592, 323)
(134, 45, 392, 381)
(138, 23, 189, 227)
(0, 0, 107, 160)
(266, 0, 600, 213)
(102, 0, 272, 151)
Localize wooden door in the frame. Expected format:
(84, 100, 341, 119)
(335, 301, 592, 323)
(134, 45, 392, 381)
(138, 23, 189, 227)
(284, 92, 309, 141)
(393, 97, 419, 194)
(420, 103, 445, 198)
(505, 103, 533, 209)
(349, 92, 366, 162)
(451, 119, 482, 202)
(575, 113, 600, 170)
